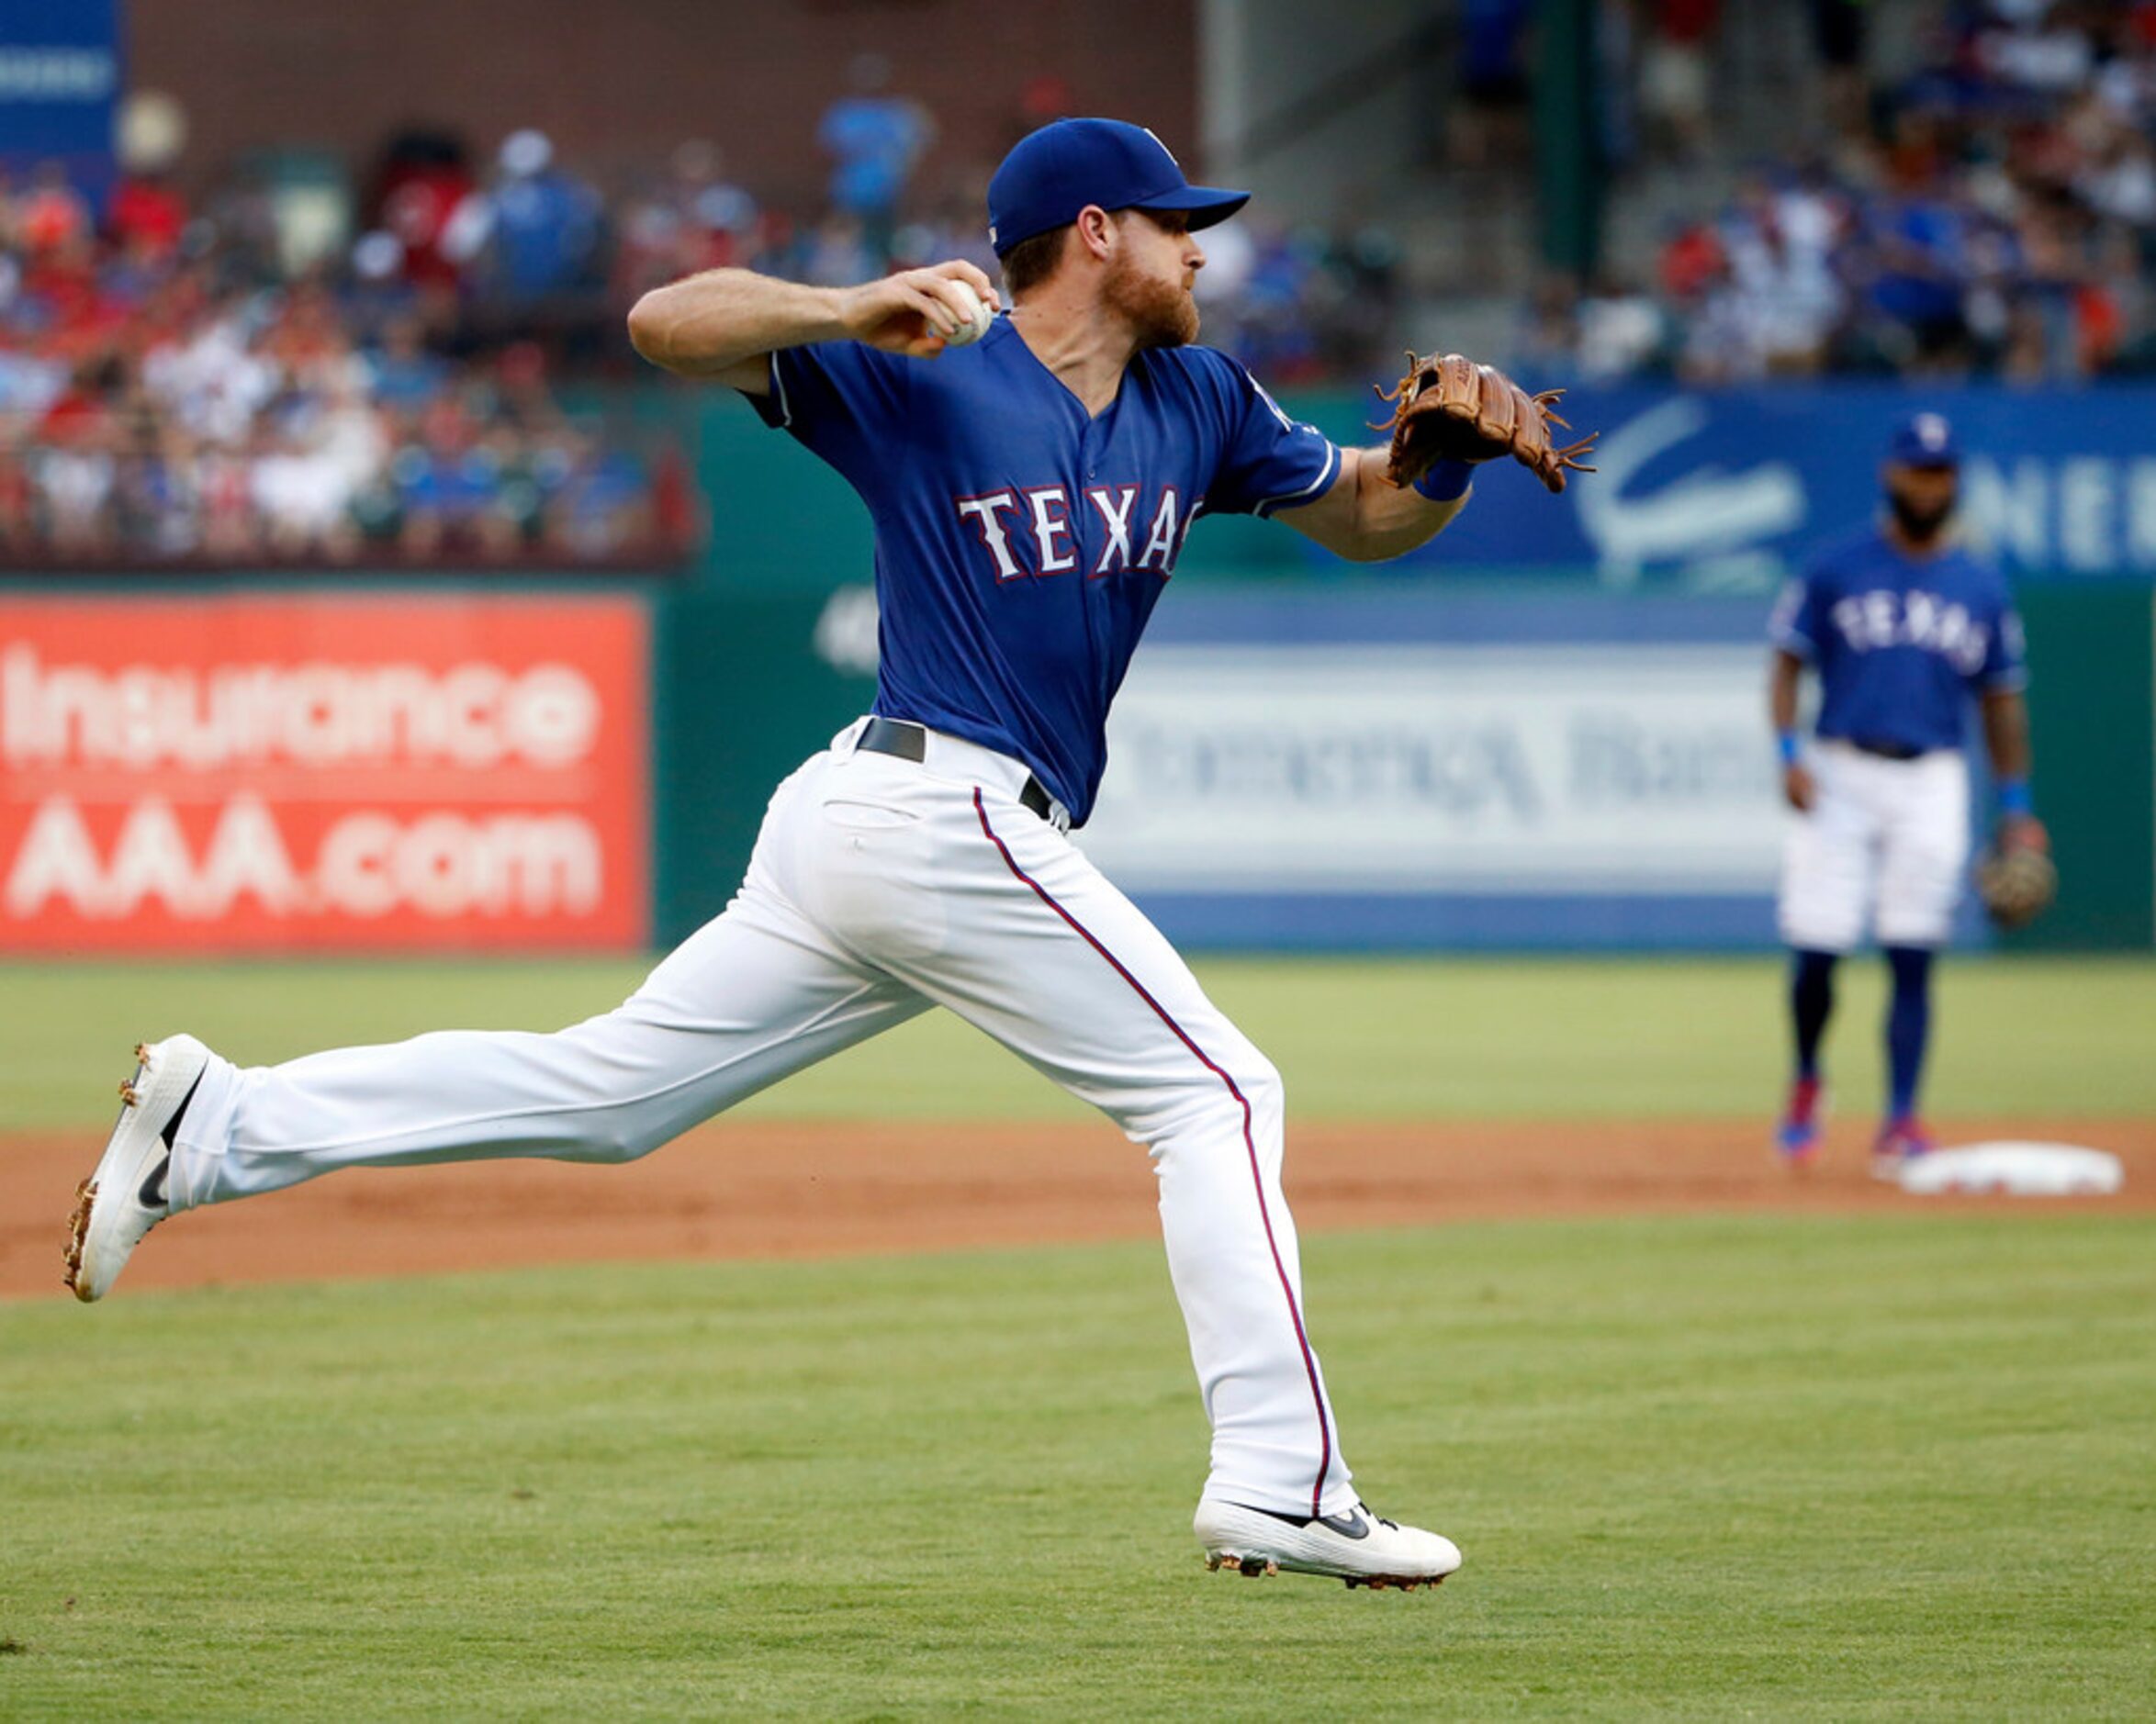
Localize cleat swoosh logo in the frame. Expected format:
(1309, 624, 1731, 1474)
(1318, 1508, 1369, 1539)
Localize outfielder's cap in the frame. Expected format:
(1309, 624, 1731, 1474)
(1887, 412, 1960, 467)
(987, 118, 1249, 257)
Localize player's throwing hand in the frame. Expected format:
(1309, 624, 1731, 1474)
(839, 261, 1001, 358)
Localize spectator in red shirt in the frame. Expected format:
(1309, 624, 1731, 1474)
(371, 130, 477, 292)
(17, 162, 91, 255)
(108, 171, 187, 259)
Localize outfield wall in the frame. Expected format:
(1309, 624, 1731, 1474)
(670, 376, 2156, 953)
(649, 581, 2153, 954)
(3, 579, 2145, 957)
(6, 382, 2154, 956)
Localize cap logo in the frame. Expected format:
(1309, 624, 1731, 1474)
(1140, 125, 1179, 169)
(1915, 413, 1948, 449)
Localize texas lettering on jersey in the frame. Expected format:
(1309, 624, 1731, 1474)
(955, 484, 1195, 582)
(1825, 588, 1993, 677)
(1770, 529, 2026, 756)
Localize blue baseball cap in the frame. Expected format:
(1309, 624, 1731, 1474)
(1887, 412, 1960, 467)
(987, 118, 1249, 257)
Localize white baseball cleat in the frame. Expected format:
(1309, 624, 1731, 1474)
(63, 1035, 212, 1303)
(1194, 1498, 1462, 1590)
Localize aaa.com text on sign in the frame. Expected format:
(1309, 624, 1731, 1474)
(0, 594, 648, 952)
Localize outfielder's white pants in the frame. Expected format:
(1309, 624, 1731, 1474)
(167, 722, 1354, 1518)
(1778, 742, 1970, 952)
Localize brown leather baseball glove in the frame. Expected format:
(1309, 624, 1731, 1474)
(1975, 834, 2057, 930)
(1376, 352, 1598, 496)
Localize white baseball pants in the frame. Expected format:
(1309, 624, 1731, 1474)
(166, 721, 1353, 1518)
(1779, 741, 1970, 952)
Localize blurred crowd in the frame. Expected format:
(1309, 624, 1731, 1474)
(0, 129, 694, 569)
(1526, 0, 2156, 383)
(33, 5, 2156, 570)
(0, 60, 1401, 568)
(605, 62, 1403, 387)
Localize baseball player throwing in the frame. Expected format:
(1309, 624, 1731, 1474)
(65, 119, 1587, 1589)
(1769, 413, 2043, 1175)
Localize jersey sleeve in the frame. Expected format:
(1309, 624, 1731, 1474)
(745, 341, 910, 495)
(1977, 591, 2029, 693)
(1768, 573, 1825, 661)
(1204, 357, 1343, 519)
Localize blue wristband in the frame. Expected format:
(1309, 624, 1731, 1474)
(1412, 459, 1475, 502)
(1776, 730, 1802, 767)
(1997, 778, 2033, 817)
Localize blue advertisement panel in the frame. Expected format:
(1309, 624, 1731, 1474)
(1274, 385, 2156, 588)
(0, 0, 120, 201)
(1081, 589, 1996, 952)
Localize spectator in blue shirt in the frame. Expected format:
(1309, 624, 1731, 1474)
(816, 54, 936, 263)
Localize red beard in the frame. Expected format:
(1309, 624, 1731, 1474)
(1105, 250, 1199, 348)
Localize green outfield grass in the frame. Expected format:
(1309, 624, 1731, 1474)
(2, 1216, 2150, 1718)
(2, 956, 2152, 1130)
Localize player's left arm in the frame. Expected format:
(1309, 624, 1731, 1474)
(1974, 590, 2044, 849)
(1273, 445, 1469, 562)
(1979, 687, 2046, 850)
(1269, 351, 1590, 561)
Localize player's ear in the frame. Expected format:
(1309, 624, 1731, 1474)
(1076, 205, 1117, 262)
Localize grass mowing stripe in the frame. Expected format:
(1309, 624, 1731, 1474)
(4, 956, 2153, 1127)
(2, 1215, 2150, 1718)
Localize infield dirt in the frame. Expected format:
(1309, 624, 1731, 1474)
(3, 1117, 2150, 1300)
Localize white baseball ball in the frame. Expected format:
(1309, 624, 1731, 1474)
(939, 280, 994, 348)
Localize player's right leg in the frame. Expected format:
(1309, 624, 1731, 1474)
(782, 729, 1456, 1587)
(66, 758, 927, 1301)
(1775, 743, 1872, 1165)
(1779, 949, 1837, 1162)
(1870, 753, 1969, 1175)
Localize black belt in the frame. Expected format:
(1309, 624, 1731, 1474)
(857, 717, 1059, 823)
(1847, 738, 1929, 762)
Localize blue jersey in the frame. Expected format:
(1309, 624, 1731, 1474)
(750, 317, 1340, 822)
(1769, 528, 2027, 755)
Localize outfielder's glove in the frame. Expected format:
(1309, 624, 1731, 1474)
(1976, 833, 2057, 930)
(1376, 352, 1598, 496)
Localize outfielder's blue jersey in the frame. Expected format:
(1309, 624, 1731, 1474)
(750, 317, 1340, 823)
(1769, 529, 2027, 755)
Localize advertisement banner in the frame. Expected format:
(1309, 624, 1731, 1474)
(1262, 384, 2156, 589)
(1081, 588, 1993, 949)
(1087, 644, 1783, 892)
(0, 593, 648, 952)
(0, 0, 120, 201)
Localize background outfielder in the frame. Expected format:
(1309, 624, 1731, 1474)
(65, 119, 1587, 1589)
(1769, 412, 2046, 1174)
